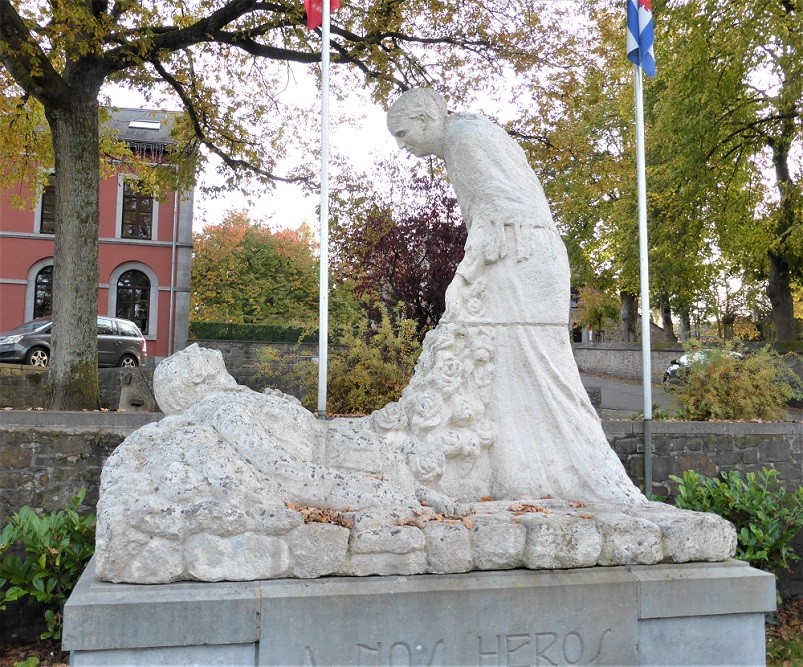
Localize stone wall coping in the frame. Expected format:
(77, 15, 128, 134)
(2, 410, 800, 437)
(602, 419, 803, 437)
(0, 410, 162, 429)
(574, 343, 684, 352)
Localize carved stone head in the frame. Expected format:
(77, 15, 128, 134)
(387, 88, 448, 158)
(153, 343, 238, 415)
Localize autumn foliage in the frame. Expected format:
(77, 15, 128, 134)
(190, 210, 320, 329)
(332, 171, 466, 335)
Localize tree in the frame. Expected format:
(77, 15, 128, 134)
(331, 165, 466, 334)
(653, 0, 803, 340)
(571, 286, 620, 342)
(191, 209, 319, 327)
(0, 0, 574, 409)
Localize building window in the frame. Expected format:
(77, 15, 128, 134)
(39, 177, 56, 234)
(121, 181, 153, 239)
(34, 265, 53, 318)
(116, 270, 150, 334)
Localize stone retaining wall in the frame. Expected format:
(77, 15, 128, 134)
(192, 339, 319, 393)
(0, 366, 155, 411)
(574, 343, 683, 381)
(2, 414, 800, 525)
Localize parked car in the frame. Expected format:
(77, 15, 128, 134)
(0, 316, 147, 368)
(663, 349, 744, 384)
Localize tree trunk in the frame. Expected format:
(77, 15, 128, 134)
(677, 308, 692, 341)
(659, 293, 677, 342)
(768, 252, 795, 341)
(44, 98, 102, 410)
(620, 291, 638, 342)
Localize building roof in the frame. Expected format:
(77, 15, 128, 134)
(106, 108, 179, 148)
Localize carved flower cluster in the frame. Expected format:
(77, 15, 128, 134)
(372, 320, 496, 484)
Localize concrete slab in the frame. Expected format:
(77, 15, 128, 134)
(62, 557, 260, 651)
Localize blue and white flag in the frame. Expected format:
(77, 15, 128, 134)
(627, 0, 656, 77)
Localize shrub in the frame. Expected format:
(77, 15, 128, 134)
(670, 344, 800, 421)
(0, 490, 96, 640)
(189, 321, 317, 343)
(671, 469, 803, 574)
(256, 308, 422, 415)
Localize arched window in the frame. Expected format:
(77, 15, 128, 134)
(34, 265, 53, 318)
(116, 270, 150, 334)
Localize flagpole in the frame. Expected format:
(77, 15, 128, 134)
(316, 0, 332, 420)
(634, 63, 653, 496)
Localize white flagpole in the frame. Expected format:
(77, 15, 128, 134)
(634, 64, 653, 495)
(317, 0, 332, 420)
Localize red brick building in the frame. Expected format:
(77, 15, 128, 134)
(0, 108, 193, 362)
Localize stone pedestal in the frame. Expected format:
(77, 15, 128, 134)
(63, 558, 774, 666)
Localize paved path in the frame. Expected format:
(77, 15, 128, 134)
(580, 372, 675, 419)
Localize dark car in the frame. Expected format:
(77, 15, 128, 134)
(663, 349, 744, 384)
(0, 316, 147, 368)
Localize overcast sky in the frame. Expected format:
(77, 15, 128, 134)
(103, 78, 396, 234)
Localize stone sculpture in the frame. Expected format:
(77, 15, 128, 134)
(95, 89, 736, 583)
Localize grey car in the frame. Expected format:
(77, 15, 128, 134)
(0, 316, 147, 367)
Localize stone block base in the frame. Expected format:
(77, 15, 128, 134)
(63, 558, 774, 666)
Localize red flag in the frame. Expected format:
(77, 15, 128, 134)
(304, 0, 340, 30)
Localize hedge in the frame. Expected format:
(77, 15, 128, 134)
(188, 321, 318, 343)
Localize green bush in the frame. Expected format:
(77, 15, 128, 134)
(670, 344, 800, 421)
(256, 308, 422, 415)
(0, 490, 96, 640)
(671, 468, 803, 574)
(189, 321, 317, 343)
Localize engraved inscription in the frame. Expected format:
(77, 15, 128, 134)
(356, 639, 444, 666)
(301, 645, 317, 666)
(477, 630, 611, 665)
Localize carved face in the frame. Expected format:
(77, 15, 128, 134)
(387, 114, 442, 158)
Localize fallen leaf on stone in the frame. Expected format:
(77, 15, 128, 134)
(569, 500, 588, 508)
(578, 513, 594, 520)
(479, 496, 494, 502)
(509, 503, 550, 516)
(286, 503, 355, 528)
(420, 500, 430, 507)
(462, 516, 474, 529)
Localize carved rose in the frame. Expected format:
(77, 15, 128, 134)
(471, 335, 494, 363)
(473, 363, 494, 388)
(428, 430, 462, 458)
(432, 352, 463, 394)
(451, 394, 484, 425)
(458, 431, 480, 458)
(407, 450, 446, 483)
(475, 419, 496, 447)
(407, 391, 445, 431)
(372, 402, 408, 431)
(465, 298, 484, 317)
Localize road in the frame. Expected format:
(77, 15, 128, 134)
(580, 371, 803, 421)
(579, 372, 675, 419)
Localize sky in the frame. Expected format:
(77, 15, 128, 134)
(103, 78, 397, 234)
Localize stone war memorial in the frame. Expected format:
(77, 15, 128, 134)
(63, 89, 775, 666)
